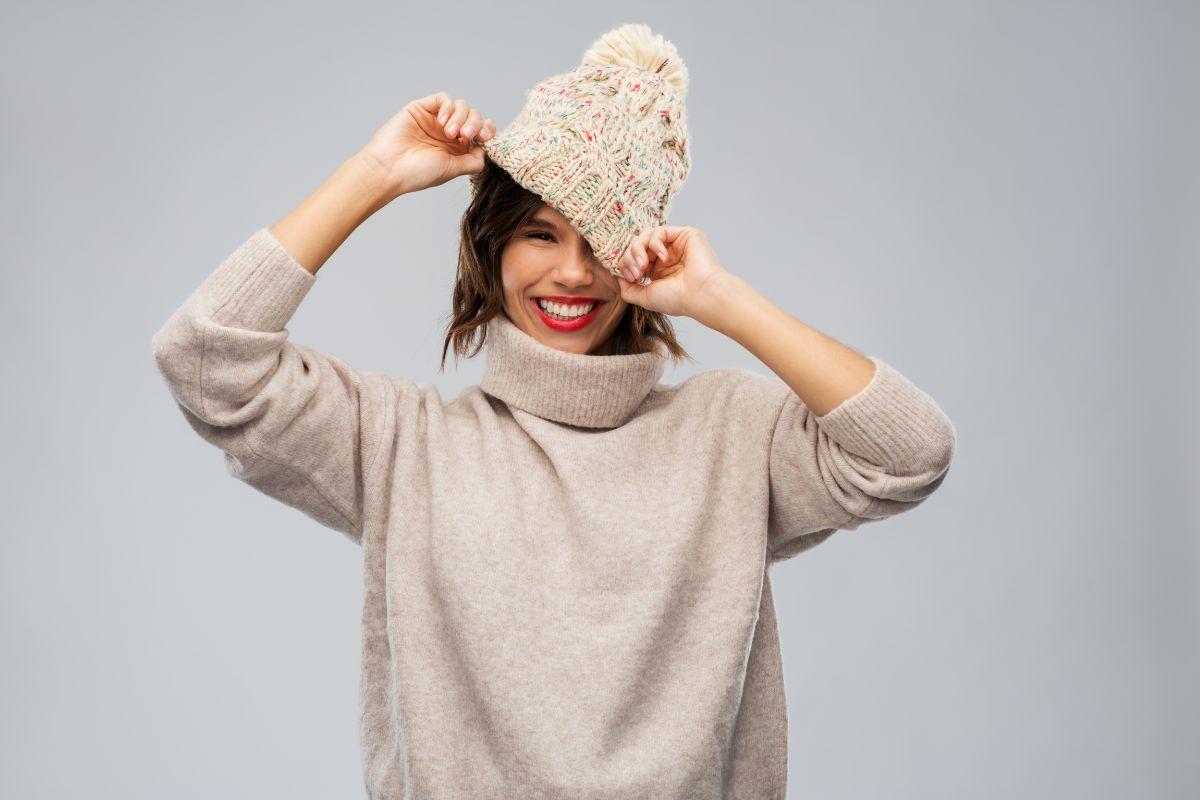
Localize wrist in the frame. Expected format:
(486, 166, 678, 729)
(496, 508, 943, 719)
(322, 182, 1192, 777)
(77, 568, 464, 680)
(688, 271, 755, 330)
(345, 150, 405, 209)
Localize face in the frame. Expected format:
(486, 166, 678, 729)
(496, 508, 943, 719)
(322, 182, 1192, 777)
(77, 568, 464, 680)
(499, 202, 627, 355)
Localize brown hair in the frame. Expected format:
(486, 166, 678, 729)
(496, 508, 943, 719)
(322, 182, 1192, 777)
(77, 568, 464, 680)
(437, 155, 693, 372)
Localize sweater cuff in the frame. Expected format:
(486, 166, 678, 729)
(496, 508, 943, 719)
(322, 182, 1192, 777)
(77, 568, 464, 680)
(812, 355, 956, 473)
(200, 227, 316, 332)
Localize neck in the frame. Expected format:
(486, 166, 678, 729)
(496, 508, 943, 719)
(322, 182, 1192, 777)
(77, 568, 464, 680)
(480, 313, 668, 428)
(590, 334, 615, 356)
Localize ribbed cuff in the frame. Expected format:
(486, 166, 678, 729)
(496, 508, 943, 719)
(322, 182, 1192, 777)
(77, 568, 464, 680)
(813, 356, 957, 473)
(201, 227, 316, 332)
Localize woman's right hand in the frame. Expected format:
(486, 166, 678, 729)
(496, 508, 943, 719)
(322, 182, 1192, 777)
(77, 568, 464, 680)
(358, 92, 495, 199)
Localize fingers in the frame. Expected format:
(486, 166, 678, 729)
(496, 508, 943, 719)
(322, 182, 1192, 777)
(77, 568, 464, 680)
(647, 228, 670, 262)
(414, 91, 452, 114)
(459, 108, 484, 140)
(619, 225, 673, 281)
(432, 93, 452, 123)
(621, 238, 648, 282)
(441, 98, 466, 139)
(429, 94, 495, 145)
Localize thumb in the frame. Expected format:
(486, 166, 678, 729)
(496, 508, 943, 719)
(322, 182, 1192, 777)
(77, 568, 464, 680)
(617, 273, 651, 305)
(449, 145, 485, 177)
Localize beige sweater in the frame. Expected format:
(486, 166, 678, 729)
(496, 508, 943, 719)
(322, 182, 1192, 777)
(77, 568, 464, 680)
(151, 227, 957, 799)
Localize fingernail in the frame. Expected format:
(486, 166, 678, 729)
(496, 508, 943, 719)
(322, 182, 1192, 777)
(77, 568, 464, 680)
(636, 254, 645, 267)
(623, 267, 637, 281)
(461, 125, 474, 136)
(447, 122, 457, 134)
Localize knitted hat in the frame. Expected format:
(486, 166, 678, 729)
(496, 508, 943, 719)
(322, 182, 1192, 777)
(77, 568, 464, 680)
(480, 23, 692, 278)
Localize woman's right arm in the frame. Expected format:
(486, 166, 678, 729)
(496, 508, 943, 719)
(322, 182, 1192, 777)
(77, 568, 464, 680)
(267, 151, 396, 275)
(150, 93, 494, 542)
(272, 91, 496, 272)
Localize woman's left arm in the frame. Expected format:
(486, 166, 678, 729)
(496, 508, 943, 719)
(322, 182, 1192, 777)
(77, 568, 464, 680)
(705, 273, 957, 560)
(617, 226, 957, 561)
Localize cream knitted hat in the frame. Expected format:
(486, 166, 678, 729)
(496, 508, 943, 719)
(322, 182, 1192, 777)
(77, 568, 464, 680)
(480, 23, 692, 278)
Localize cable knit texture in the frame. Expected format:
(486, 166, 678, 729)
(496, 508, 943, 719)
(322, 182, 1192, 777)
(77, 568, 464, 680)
(481, 22, 692, 277)
(151, 227, 957, 799)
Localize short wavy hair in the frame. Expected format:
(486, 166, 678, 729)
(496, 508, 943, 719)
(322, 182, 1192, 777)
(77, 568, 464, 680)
(438, 155, 692, 372)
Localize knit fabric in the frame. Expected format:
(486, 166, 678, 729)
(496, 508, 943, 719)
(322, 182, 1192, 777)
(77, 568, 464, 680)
(151, 228, 957, 799)
(480, 23, 691, 277)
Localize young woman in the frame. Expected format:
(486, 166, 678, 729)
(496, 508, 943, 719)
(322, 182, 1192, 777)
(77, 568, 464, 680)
(153, 62, 955, 800)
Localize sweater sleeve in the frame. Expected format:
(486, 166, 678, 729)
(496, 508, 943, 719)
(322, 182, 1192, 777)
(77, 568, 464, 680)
(765, 356, 956, 562)
(150, 227, 390, 544)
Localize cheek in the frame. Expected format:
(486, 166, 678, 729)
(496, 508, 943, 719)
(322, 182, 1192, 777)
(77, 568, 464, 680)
(500, 245, 549, 294)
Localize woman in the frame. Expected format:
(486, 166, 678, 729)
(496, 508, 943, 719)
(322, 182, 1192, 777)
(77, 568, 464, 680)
(152, 23, 955, 800)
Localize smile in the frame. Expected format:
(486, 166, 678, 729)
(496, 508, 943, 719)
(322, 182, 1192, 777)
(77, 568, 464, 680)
(530, 297, 604, 331)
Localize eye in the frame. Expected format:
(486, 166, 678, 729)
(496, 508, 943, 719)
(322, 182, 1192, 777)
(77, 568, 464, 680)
(525, 231, 556, 242)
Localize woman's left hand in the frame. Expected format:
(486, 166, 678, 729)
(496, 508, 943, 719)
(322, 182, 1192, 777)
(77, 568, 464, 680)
(616, 225, 734, 320)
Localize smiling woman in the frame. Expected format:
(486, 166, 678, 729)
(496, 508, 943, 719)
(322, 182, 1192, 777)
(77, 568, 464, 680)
(151, 21, 956, 800)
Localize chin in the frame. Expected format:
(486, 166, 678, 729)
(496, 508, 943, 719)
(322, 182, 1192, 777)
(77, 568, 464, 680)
(540, 330, 601, 353)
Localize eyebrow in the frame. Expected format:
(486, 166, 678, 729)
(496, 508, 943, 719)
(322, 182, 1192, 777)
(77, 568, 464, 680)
(519, 217, 561, 233)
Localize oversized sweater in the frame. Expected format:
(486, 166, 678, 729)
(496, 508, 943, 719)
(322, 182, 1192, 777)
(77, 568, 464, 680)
(151, 227, 957, 800)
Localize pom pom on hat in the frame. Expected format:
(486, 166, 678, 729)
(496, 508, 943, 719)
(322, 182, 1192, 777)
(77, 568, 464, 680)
(580, 22, 689, 92)
(481, 23, 693, 278)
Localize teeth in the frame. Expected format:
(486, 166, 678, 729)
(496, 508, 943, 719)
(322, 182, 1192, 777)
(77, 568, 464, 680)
(537, 299, 596, 319)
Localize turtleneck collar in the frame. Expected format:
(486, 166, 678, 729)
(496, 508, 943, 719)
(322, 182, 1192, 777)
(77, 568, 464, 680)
(480, 312, 668, 429)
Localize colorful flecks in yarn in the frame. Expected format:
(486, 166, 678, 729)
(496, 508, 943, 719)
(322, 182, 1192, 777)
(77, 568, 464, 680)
(480, 23, 692, 278)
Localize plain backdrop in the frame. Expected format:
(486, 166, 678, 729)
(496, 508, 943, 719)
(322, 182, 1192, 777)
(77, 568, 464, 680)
(3, 1, 1196, 797)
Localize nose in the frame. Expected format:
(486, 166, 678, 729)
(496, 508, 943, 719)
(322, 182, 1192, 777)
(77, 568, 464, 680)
(552, 243, 602, 286)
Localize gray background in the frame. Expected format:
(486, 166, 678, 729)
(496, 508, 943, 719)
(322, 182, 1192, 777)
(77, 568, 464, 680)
(3, 1, 1196, 797)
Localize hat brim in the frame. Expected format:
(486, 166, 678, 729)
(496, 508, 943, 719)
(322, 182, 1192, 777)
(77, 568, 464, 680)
(481, 125, 630, 277)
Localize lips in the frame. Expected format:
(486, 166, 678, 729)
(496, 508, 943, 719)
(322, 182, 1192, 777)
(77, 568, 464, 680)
(530, 297, 604, 332)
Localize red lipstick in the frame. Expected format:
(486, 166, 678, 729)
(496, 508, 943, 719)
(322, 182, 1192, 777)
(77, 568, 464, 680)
(530, 296, 604, 332)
